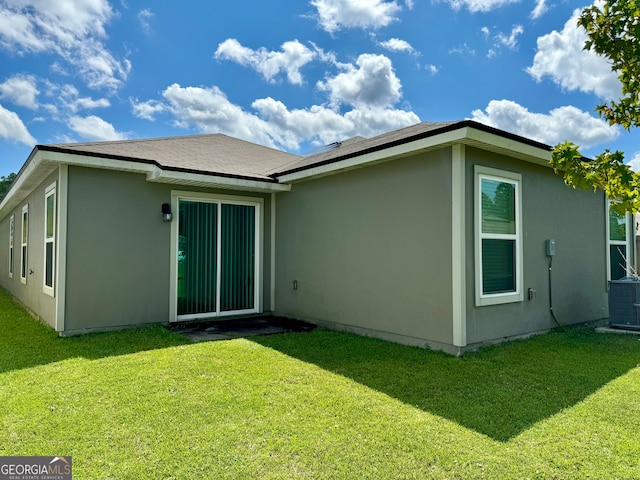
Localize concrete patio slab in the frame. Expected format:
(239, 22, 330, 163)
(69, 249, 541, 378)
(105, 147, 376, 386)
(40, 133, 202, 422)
(168, 316, 316, 342)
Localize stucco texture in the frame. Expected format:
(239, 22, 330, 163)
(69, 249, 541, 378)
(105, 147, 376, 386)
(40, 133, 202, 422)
(464, 148, 608, 345)
(275, 148, 454, 347)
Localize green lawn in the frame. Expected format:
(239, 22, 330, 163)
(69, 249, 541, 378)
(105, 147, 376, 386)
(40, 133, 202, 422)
(0, 290, 639, 479)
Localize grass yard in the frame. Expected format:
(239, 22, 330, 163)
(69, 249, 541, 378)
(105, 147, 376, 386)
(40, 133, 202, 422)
(1, 290, 639, 479)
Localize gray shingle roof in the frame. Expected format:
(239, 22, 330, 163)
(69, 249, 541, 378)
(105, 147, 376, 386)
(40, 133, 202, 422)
(42, 133, 301, 181)
(272, 121, 459, 175)
(38, 120, 552, 182)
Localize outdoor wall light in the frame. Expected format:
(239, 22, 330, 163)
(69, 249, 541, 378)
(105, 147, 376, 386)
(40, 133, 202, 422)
(162, 203, 173, 222)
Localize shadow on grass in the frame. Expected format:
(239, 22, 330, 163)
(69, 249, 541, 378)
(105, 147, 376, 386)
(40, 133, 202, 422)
(254, 327, 640, 442)
(0, 289, 191, 374)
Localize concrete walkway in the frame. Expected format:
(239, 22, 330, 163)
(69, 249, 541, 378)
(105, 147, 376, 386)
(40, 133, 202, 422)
(595, 326, 640, 336)
(169, 316, 316, 342)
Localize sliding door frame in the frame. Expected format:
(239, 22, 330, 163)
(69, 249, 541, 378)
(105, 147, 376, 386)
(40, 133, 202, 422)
(169, 190, 263, 323)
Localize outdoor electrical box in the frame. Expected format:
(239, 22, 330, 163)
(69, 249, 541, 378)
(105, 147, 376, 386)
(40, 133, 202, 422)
(545, 239, 556, 257)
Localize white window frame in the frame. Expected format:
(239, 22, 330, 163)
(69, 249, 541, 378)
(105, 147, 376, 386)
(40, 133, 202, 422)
(8, 214, 14, 278)
(474, 165, 523, 306)
(20, 204, 28, 285)
(43, 182, 56, 296)
(606, 198, 634, 281)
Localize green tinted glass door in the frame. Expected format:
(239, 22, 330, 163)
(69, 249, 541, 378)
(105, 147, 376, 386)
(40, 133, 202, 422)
(177, 199, 257, 318)
(220, 204, 255, 311)
(177, 200, 218, 316)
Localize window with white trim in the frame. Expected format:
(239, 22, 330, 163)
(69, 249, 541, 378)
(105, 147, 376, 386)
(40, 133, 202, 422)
(8, 214, 14, 278)
(475, 166, 523, 306)
(607, 200, 633, 280)
(20, 204, 28, 284)
(44, 183, 56, 295)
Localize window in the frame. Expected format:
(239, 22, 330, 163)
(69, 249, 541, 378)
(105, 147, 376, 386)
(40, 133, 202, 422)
(44, 183, 56, 295)
(607, 200, 633, 280)
(8, 215, 14, 278)
(475, 166, 523, 306)
(20, 205, 28, 284)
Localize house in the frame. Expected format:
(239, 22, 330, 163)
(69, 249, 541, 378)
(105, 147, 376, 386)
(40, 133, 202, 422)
(0, 120, 634, 354)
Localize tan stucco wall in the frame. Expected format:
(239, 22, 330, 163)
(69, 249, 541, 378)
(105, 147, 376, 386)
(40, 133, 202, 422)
(0, 169, 59, 327)
(63, 166, 273, 332)
(274, 148, 454, 348)
(464, 148, 608, 346)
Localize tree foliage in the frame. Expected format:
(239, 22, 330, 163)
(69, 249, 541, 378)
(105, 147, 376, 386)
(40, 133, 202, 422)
(550, 0, 640, 214)
(580, 0, 640, 129)
(0, 173, 16, 202)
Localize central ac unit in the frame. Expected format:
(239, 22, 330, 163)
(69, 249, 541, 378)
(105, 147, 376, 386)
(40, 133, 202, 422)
(609, 278, 640, 330)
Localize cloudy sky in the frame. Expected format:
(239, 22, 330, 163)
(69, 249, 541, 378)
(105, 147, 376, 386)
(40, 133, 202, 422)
(0, 0, 638, 177)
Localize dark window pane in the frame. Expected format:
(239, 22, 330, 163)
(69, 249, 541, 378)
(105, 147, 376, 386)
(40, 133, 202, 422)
(46, 193, 55, 239)
(482, 239, 516, 294)
(21, 245, 27, 278)
(45, 242, 54, 287)
(610, 245, 627, 280)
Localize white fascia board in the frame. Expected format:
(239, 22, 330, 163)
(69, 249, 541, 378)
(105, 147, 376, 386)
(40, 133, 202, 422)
(40, 150, 157, 175)
(0, 150, 54, 219)
(276, 128, 467, 184)
(147, 167, 290, 193)
(0, 150, 289, 221)
(463, 128, 551, 165)
(1, 149, 157, 219)
(276, 126, 552, 184)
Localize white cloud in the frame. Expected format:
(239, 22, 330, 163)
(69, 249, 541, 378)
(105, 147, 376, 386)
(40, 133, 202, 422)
(0, 74, 39, 109)
(0, 0, 130, 90)
(252, 97, 419, 148)
(444, 0, 519, 13)
(317, 54, 402, 109)
(378, 38, 417, 54)
(471, 99, 619, 148)
(311, 0, 401, 33)
(449, 43, 476, 55)
(496, 25, 524, 50)
(215, 39, 316, 85)
(626, 152, 640, 172)
(131, 98, 167, 121)
(138, 8, 153, 34)
(43, 83, 110, 114)
(143, 82, 418, 151)
(527, 7, 620, 100)
(135, 51, 417, 151)
(530, 0, 548, 19)
(68, 115, 127, 141)
(425, 64, 439, 75)
(0, 103, 36, 145)
(487, 25, 524, 58)
(161, 84, 277, 146)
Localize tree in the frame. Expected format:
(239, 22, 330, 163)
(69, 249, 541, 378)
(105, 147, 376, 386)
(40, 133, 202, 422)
(550, 0, 640, 214)
(0, 173, 16, 202)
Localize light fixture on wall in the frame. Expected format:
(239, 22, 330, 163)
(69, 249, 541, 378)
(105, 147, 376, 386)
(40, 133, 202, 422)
(162, 203, 173, 222)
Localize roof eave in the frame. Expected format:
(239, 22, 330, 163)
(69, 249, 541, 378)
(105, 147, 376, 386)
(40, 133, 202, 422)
(146, 166, 290, 192)
(274, 121, 553, 184)
(0, 147, 290, 219)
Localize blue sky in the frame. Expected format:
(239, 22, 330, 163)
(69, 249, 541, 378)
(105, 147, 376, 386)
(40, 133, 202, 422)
(0, 0, 638, 178)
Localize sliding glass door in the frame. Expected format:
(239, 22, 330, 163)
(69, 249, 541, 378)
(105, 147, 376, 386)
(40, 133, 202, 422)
(176, 196, 259, 320)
